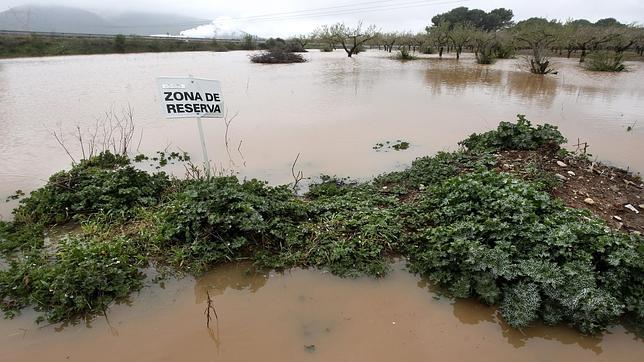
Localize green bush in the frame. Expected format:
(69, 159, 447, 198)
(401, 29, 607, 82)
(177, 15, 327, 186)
(585, 51, 626, 72)
(0, 235, 145, 322)
(396, 48, 416, 60)
(403, 170, 642, 334)
(459, 114, 566, 152)
(476, 48, 496, 64)
(151, 177, 307, 274)
(13, 151, 170, 224)
(0, 221, 44, 255)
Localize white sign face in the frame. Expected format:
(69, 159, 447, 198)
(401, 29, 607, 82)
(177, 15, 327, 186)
(157, 77, 224, 118)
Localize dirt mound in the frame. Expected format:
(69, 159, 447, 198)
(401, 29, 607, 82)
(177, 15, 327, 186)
(496, 149, 643, 234)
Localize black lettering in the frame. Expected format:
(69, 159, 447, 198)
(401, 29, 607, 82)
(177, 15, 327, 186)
(176, 104, 184, 113)
(186, 104, 194, 112)
(194, 93, 203, 101)
(166, 104, 176, 113)
(214, 104, 221, 113)
(213, 93, 220, 102)
(200, 104, 207, 113)
(164, 92, 173, 101)
(205, 93, 213, 102)
(173, 92, 184, 101)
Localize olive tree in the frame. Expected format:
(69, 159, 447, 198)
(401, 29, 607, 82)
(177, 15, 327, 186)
(311, 26, 336, 51)
(515, 18, 560, 74)
(449, 23, 474, 59)
(328, 22, 377, 57)
(426, 21, 450, 58)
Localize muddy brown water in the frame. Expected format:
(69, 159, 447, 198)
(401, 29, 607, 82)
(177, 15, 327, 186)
(1, 50, 643, 218)
(0, 261, 641, 361)
(1, 51, 643, 360)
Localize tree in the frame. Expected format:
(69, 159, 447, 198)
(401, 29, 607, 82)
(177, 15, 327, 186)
(472, 30, 496, 64)
(515, 18, 560, 74)
(595, 18, 624, 27)
(381, 32, 399, 52)
(312, 26, 336, 51)
(449, 23, 474, 59)
(329, 22, 377, 57)
(431, 7, 513, 31)
(426, 21, 450, 58)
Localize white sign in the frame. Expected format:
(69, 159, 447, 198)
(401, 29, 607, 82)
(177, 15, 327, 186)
(157, 77, 224, 118)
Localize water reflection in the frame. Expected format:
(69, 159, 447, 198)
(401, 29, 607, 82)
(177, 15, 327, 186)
(419, 275, 607, 354)
(505, 71, 559, 107)
(424, 61, 503, 95)
(194, 261, 268, 304)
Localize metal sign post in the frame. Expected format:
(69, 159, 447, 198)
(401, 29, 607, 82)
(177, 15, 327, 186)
(196, 115, 211, 177)
(156, 76, 224, 178)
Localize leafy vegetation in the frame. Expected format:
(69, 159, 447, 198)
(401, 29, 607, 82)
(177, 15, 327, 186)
(0, 33, 234, 58)
(373, 140, 411, 151)
(459, 115, 566, 152)
(12, 151, 169, 225)
(584, 51, 627, 72)
(0, 116, 641, 338)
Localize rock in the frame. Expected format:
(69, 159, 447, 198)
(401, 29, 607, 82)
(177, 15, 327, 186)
(567, 171, 576, 176)
(639, 204, 644, 210)
(555, 173, 567, 181)
(584, 198, 595, 205)
(556, 160, 567, 167)
(613, 215, 623, 222)
(419, 184, 426, 191)
(632, 231, 642, 236)
(625, 204, 640, 214)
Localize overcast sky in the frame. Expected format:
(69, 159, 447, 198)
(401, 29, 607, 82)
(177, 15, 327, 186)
(1, 0, 643, 37)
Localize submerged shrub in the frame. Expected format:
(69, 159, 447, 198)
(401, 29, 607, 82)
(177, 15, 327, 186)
(396, 48, 416, 60)
(250, 49, 306, 64)
(13, 151, 170, 225)
(403, 170, 643, 334)
(476, 47, 496, 64)
(459, 114, 566, 152)
(584, 51, 626, 72)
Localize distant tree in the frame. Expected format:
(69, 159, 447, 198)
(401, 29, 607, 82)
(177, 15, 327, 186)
(472, 30, 496, 64)
(312, 26, 336, 51)
(289, 35, 309, 50)
(449, 23, 474, 59)
(382, 32, 399, 52)
(426, 21, 450, 58)
(431, 7, 513, 31)
(515, 18, 560, 74)
(595, 18, 624, 27)
(114, 34, 126, 53)
(329, 22, 377, 57)
(241, 34, 257, 50)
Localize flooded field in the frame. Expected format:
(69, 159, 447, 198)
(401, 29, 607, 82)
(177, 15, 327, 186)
(1, 261, 642, 362)
(1, 50, 643, 360)
(1, 50, 643, 219)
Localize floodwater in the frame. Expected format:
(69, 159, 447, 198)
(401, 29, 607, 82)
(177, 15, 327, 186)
(1, 51, 643, 360)
(0, 261, 642, 362)
(1, 50, 643, 218)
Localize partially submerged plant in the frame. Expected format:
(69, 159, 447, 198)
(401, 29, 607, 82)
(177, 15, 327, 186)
(584, 51, 626, 72)
(250, 49, 306, 64)
(0, 116, 641, 337)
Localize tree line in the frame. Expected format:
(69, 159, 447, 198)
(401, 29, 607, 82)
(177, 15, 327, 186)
(298, 7, 644, 73)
